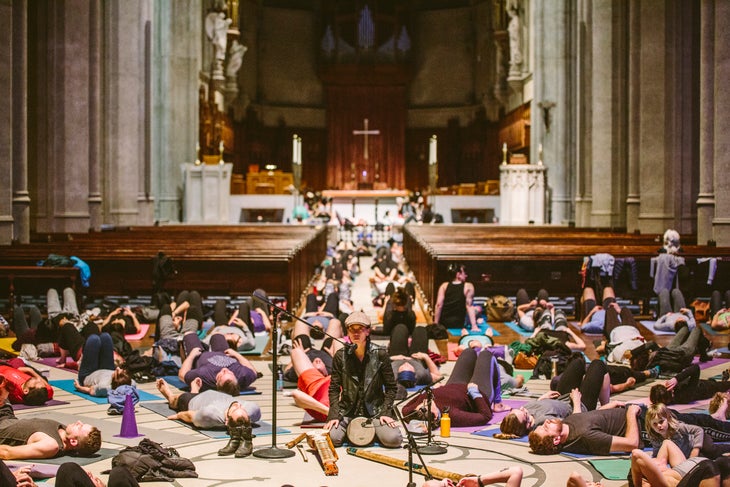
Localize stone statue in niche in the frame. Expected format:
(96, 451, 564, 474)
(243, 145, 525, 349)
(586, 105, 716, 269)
(507, 0, 523, 76)
(206, 11, 232, 79)
(226, 40, 247, 78)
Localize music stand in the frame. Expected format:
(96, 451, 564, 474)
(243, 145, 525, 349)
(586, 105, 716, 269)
(251, 292, 351, 459)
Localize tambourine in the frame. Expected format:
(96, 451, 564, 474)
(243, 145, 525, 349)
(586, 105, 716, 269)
(346, 416, 376, 446)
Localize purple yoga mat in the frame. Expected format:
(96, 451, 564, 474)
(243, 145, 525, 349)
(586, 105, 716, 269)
(12, 399, 69, 410)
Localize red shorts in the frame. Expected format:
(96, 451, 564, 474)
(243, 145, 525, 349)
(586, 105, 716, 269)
(297, 368, 331, 422)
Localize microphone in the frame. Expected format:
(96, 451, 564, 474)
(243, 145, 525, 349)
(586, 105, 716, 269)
(345, 342, 358, 355)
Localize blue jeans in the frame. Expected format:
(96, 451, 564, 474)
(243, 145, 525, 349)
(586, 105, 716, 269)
(78, 332, 115, 385)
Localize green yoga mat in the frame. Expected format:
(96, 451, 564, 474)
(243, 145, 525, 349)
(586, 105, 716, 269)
(589, 458, 631, 480)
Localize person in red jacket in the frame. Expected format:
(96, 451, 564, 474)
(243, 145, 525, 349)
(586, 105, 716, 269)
(0, 358, 53, 406)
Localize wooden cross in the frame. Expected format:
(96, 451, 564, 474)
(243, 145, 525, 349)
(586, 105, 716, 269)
(352, 118, 380, 160)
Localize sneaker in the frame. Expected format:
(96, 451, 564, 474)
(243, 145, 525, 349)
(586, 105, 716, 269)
(648, 366, 661, 379)
(723, 369, 729, 382)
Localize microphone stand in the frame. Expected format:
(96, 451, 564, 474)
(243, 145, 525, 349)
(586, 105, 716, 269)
(251, 292, 352, 460)
(394, 378, 446, 486)
(416, 384, 447, 455)
(252, 306, 294, 459)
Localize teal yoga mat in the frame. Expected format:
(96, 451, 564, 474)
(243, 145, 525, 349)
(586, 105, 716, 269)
(589, 458, 631, 480)
(50, 379, 161, 404)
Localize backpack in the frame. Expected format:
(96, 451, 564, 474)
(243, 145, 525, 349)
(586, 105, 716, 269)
(533, 350, 575, 379)
(647, 348, 692, 374)
(485, 295, 515, 322)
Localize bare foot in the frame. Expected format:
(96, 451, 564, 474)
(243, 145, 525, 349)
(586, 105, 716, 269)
(515, 374, 525, 388)
(485, 327, 494, 338)
(460, 328, 468, 337)
(156, 378, 173, 401)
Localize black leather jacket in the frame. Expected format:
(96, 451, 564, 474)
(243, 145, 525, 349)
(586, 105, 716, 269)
(326, 342, 397, 421)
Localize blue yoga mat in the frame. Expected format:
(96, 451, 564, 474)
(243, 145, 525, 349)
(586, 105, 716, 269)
(447, 323, 500, 338)
(50, 379, 161, 404)
(501, 320, 533, 337)
(640, 320, 677, 336)
(472, 426, 528, 443)
(160, 375, 261, 395)
(701, 321, 730, 336)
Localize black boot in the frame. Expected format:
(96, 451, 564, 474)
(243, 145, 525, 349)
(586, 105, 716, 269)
(235, 422, 254, 458)
(698, 333, 712, 363)
(218, 424, 242, 456)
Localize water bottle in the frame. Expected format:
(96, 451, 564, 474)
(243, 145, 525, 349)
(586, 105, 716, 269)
(439, 411, 451, 438)
(276, 368, 284, 392)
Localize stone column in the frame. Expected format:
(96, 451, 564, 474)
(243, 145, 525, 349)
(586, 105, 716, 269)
(573, 0, 592, 227)
(589, 0, 628, 228)
(711, 0, 730, 246)
(0, 0, 13, 244)
(104, 0, 153, 226)
(88, 0, 102, 231)
(152, 0, 201, 223)
(636, 0, 670, 233)
(12, 1, 31, 244)
(697, 0, 715, 246)
(531, 0, 575, 224)
(42, 0, 92, 233)
(625, 0, 641, 233)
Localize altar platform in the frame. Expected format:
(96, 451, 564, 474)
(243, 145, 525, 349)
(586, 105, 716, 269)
(323, 189, 409, 224)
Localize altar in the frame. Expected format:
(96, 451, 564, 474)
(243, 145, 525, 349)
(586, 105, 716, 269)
(322, 189, 409, 224)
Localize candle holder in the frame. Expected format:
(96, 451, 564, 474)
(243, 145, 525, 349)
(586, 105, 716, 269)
(195, 142, 201, 166)
(502, 143, 508, 165)
(218, 141, 225, 165)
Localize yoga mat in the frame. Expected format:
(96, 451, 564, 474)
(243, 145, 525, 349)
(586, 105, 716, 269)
(159, 375, 261, 395)
(569, 321, 602, 337)
(35, 356, 78, 373)
(141, 401, 289, 437)
(7, 463, 59, 479)
(561, 450, 629, 459)
(472, 426, 528, 443)
(125, 323, 150, 341)
(16, 448, 119, 466)
(640, 320, 676, 336)
(241, 333, 269, 355)
(694, 355, 730, 370)
(0, 337, 18, 356)
(501, 320, 533, 337)
(50, 379, 161, 404)
(589, 458, 631, 480)
(701, 322, 730, 336)
(24, 411, 194, 448)
(12, 399, 69, 410)
(447, 323, 499, 338)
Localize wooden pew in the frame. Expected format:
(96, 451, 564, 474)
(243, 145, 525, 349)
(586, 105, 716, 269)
(0, 225, 327, 312)
(404, 225, 730, 319)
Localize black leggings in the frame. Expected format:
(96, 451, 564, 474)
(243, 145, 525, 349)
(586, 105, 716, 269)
(389, 324, 429, 357)
(553, 359, 606, 411)
(0, 461, 139, 487)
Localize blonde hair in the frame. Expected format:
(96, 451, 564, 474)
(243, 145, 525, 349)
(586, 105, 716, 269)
(645, 403, 679, 443)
